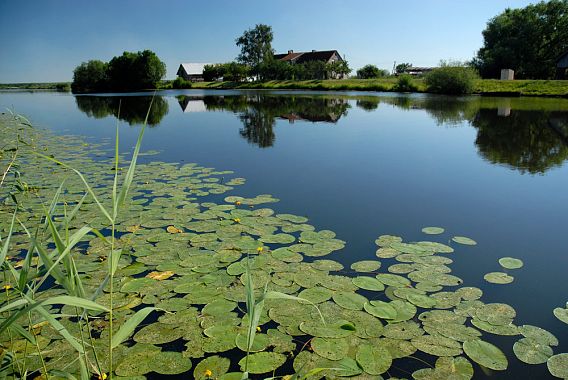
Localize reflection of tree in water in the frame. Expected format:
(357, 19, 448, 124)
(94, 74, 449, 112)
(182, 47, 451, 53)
(195, 95, 350, 147)
(75, 95, 168, 126)
(472, 109, 568, 174)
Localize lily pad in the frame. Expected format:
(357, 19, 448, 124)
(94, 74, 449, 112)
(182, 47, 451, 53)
(452, 236, 477, 245)
(421, 227, 445, 235)
(351, 260, 381, 272)
(356, 344, 392, 375)
(149, 351, 192, 375)
(519, 325, 559, 346)
(484, 272, 514, 284)
(299, 321, 355, 338)
(298, 286, 334, 304)
(462, 339, 508, 370)
(238, 352, 287, 374)
(193, 355, 231, 380)
(363, 301, 397, 320)
(513, 337, 553, 364)
(352, 276, 385, 292)
(548, 353, 568, 379)
(498, 257, 524, 270)
(553, 304, 568, 325)
(332, 292, 368, 310)
(412, 356, 473, 380)
(411, 334, 463, 357)
(312, 337, 350, 360)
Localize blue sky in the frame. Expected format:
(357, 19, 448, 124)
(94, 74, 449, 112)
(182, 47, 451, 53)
(0, 0, 538, 83)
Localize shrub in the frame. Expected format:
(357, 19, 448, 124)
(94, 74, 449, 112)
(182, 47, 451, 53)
(357, 64, 388, 79)
(425, 66, 479, 94)
(172, 77, 192, 89)
(393, 74, 418, 92)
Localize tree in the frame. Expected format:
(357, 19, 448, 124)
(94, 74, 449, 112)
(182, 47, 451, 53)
(203, 64, 226, 81)
(71, 60, 108, 93)
(424, 63, 479, 95)
(107, 50, 166, 90)
(357, 64, 384, 79)
(473, 0, 568, 79)
(326, 60, 351, 79)
(235, 24, 274, 68)
(395, 63, 412, 74)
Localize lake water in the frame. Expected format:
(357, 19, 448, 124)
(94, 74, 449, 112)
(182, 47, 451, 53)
(1, 89, 568, 379)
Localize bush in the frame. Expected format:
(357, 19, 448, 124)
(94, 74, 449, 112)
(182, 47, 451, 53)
(393, 74, 418, 92)
(357, 64, 387, 79)
(55, 83, 71, 92)
(425, 66, 479, 94)
(172, 77, 192, 89)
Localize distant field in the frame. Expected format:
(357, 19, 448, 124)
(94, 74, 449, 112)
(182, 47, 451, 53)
(0, 82, 70, 91)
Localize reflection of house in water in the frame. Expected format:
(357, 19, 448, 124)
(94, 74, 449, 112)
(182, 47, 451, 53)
(177, 96, 208, 113)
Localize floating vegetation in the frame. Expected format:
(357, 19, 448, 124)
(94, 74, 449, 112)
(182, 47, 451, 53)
(554, 303, 568, 325)
(499, 256, 524, 269)
(0, 113, 565, 380)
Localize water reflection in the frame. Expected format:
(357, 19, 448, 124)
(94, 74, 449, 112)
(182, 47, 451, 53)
(75, 95, 169, 126)
(354, 95, 568, 174)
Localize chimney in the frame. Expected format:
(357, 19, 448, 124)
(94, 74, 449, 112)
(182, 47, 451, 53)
(288, 50, 293, 54)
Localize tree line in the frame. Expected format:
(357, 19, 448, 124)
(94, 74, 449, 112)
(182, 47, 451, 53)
(71, 50, 166, 93)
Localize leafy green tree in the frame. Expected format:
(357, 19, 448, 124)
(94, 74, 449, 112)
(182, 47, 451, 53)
(71, 60, 108, 93)
(357, 65, 382, 79)
(107, 50, 166, 90)
(203, 64, 226, 81)
(235, 24, 274, 68)
(395, 63, 412, 74)
(326, 60, 351, 79)
(473, 0, 568, 79)
(224, 62, 250, 82)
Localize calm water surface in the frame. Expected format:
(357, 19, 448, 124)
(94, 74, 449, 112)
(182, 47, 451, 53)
(2, 89, 568, 379)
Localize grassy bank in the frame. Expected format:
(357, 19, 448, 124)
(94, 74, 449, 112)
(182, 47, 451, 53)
(184, 78, 568, 97)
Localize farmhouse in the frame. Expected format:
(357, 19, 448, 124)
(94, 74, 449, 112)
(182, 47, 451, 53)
(274, 50, 344, 65)
(176, 63, 212, 82)
(556, 51, 568, 79)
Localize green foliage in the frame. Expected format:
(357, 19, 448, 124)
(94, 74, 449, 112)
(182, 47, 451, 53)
(224, 62, 250, 82)
(55, 83, 70, 92)
(236, 24, 274, 67)
(203, 64, 226, 82)
(474, 0, 568, 79)
(71, 50, 166, 93)
(71, 60, 108, 93)
(393, 74, 419, 92)
(425, 65, 479, 94)
(395, 63, 412, 74)
(172, 77, 192, 89)
(357, 64, 388, 79)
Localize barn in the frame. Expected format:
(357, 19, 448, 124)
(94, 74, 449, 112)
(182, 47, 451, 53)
(556, 51, 568, 79)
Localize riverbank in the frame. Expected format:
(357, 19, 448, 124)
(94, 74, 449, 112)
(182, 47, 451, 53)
(2, 78, 567, 97)
(186, 78, 568, 97)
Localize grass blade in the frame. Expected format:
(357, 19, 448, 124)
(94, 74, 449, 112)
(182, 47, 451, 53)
(44, 296, 109, 312)
(0, 209, 17, 266)
(111, 307, 156, 348)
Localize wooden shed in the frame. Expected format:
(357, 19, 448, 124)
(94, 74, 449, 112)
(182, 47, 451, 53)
(556, 51, 568, 79)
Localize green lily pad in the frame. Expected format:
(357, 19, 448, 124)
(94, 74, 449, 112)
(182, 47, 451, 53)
(298, 286, 334, 304)
(519, 325, 559, 346)
(149, 351, 192, 375)
(351, 260, 381, 272)
(235, 333, 269, 352)
(352, 276, 385, 291)
(133, 323, 184, 344)
(498, 257, 524, 269)
(411, 334, 463, 357)
(312, 337, 350, 360)
(299, 321, 355, 338)
(364, 301, 397, 320)
(412, 356, 473, 380)
(484, 272, 514, 284)
(452, 236, 477, 245)
(376, 273, 411, 288)
(332, 292, 368, 310)
(462, 339, 508, 370)
(383, 321, 424, 340)
(356, 343, 392, 375)
(193, 355, 231, 380)
(456, 287, 483, 301)
(238, 352, 286, 374)
(553, 306, 568, 325)
(548, 353, 568, 379)
(421, 227, 445, 235)
(513, 337, 553, 364)
(471, 319, 519, 336)
(312, 259, 344, 271)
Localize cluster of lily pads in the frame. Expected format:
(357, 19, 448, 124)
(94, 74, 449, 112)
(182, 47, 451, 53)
(1, 112, 567, 379)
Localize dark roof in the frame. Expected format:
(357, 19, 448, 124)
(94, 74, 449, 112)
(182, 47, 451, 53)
(275, 50, 342, 64)
(556, 50, 568, 64)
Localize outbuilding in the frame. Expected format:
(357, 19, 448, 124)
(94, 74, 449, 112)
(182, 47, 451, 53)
(176, 63, 212, 82)
(556, 51, 568, 79)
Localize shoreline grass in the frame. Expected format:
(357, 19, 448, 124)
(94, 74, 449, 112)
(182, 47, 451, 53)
(1, 78, 567, 97)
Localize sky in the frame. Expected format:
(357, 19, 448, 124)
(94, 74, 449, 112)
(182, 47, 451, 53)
(0, 0, 539, 83)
